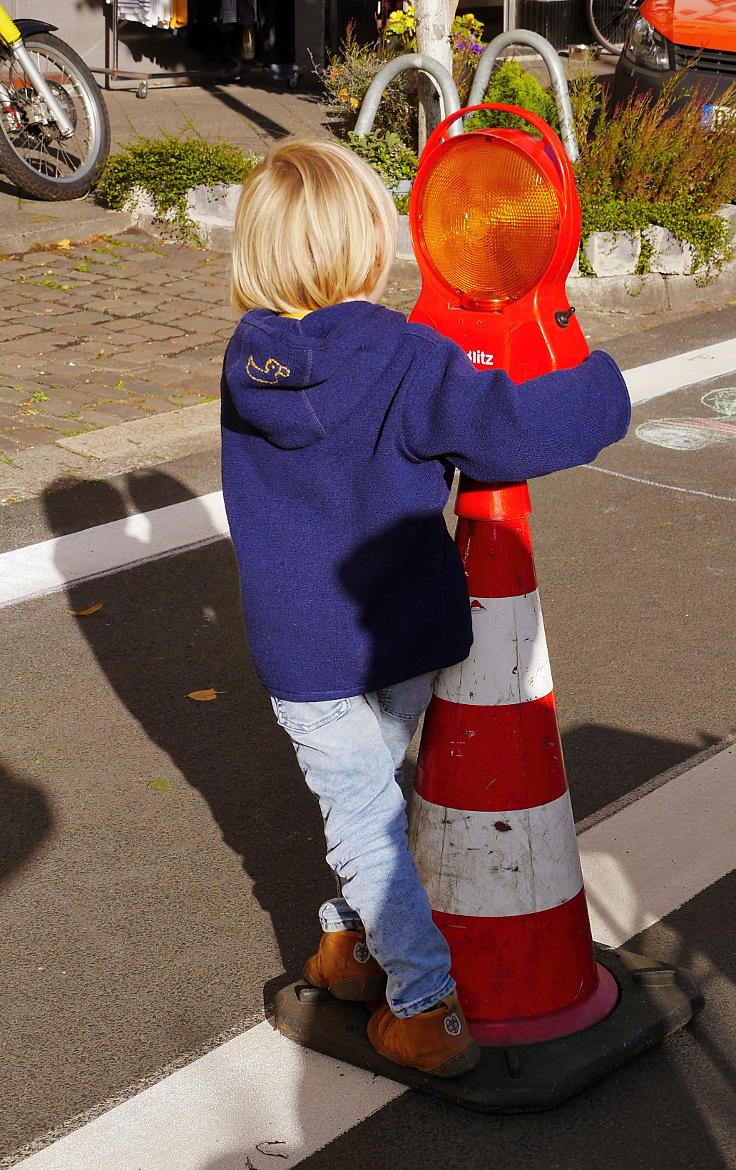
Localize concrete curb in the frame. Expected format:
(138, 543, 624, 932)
(0, 205, 135, 255)
(567, 261, 736, 314)
(0, 402, 220, 504)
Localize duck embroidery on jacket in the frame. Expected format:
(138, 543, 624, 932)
(246, 355, 291, 384)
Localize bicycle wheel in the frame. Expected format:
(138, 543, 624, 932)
(0, 33, 110, 200)
(586, 0, 639, 55)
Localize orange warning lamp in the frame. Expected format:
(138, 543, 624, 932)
(409, 103, 587, 382)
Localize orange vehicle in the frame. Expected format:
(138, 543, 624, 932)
(612, 0, 736, 113)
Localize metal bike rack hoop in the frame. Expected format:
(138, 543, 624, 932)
(353, 54, 462, 138)
(467, 30, 579, 163)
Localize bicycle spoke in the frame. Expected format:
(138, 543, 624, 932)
(588, 0, 641, 54)
(0, 46, 94, 180)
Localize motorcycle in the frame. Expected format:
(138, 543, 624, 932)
(0, 5, 110, 200)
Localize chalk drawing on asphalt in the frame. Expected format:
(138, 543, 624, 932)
(635, 387, 736, 450)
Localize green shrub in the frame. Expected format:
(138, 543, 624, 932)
(581, 196, 733, 278)
(321, 27, 416, 144)
(575, 75, 736, 208)
(346, 130, 418, 188)
(95, 135, 257, 240)
(574, 72, 736, 275)
(464, 59, 560, 134)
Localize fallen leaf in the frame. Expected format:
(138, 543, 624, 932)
(148, 778, 171, 791)
(187, 688, 220, 701)
(57, 238, 72, 248)
(68, 602, 104, 616)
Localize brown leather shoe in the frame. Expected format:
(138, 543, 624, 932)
(303, 928, 386, 1001)
(367, 991, 481, 1078)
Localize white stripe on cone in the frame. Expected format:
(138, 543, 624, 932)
(409, 790, 583, 917)
(435, 592, 553, 707)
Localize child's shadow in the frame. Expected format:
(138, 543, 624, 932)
(43, 471, 329, 1005)
(0, 763, 51, 886)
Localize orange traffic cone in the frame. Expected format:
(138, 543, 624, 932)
(409, 477, 618, 1043)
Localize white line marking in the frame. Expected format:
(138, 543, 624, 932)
(579, 742, 736, 948)
(11, 1024, 403, 1169)
(0, 492, 229, 609)
(583, 463, 736, 503)
(12, 740, 736, 1170)
(624, 337, 736, 405)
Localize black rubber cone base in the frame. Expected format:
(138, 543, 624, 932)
(273, 945, 704, 1113)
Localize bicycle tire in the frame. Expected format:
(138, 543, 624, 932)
(586, 0, 637, 55)
(0, 32, 110, 200)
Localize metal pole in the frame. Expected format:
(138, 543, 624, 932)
(504, 0, 517, 33)
(353, 53, 462, 138)
(467, 30, 579, 163)
(11, 43, 75, 137)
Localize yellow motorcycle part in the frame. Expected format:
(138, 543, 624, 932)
(0, 8, 22, 47)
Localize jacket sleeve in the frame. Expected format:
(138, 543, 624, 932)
(399, 339, 631, 482)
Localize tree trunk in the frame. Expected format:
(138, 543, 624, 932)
(414, 0, 452, 152)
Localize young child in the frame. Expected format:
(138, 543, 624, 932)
(221, 138, 630, 1078)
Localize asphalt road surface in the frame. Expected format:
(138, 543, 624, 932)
(1, 302, 736, 1169)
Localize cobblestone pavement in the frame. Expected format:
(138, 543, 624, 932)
(0, 232, 235, 459)
(0, 236, 422, 462)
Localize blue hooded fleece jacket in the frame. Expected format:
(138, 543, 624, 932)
(221, 300, 630, 701)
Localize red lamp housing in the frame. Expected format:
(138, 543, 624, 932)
(409, 103, 588, 381)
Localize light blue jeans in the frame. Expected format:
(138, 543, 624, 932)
(271, 673, 455, 1017)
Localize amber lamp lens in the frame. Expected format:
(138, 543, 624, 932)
(417, 135, 561, 302)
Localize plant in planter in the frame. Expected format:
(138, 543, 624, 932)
(574, 73, 736, 277)
(321, 23, 417, 144)
(95, 135, 258, 241)
(346, 129, 419, 213)
(321, 9, 486, 150)
(346, 130, 418, 204)
(384, 7, 485, 107)
(464, 59, 560, 133)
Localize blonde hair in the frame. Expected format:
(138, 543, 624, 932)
(230, 137, 398, 315)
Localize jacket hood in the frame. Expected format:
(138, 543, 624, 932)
(223, 301, 410, 449)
